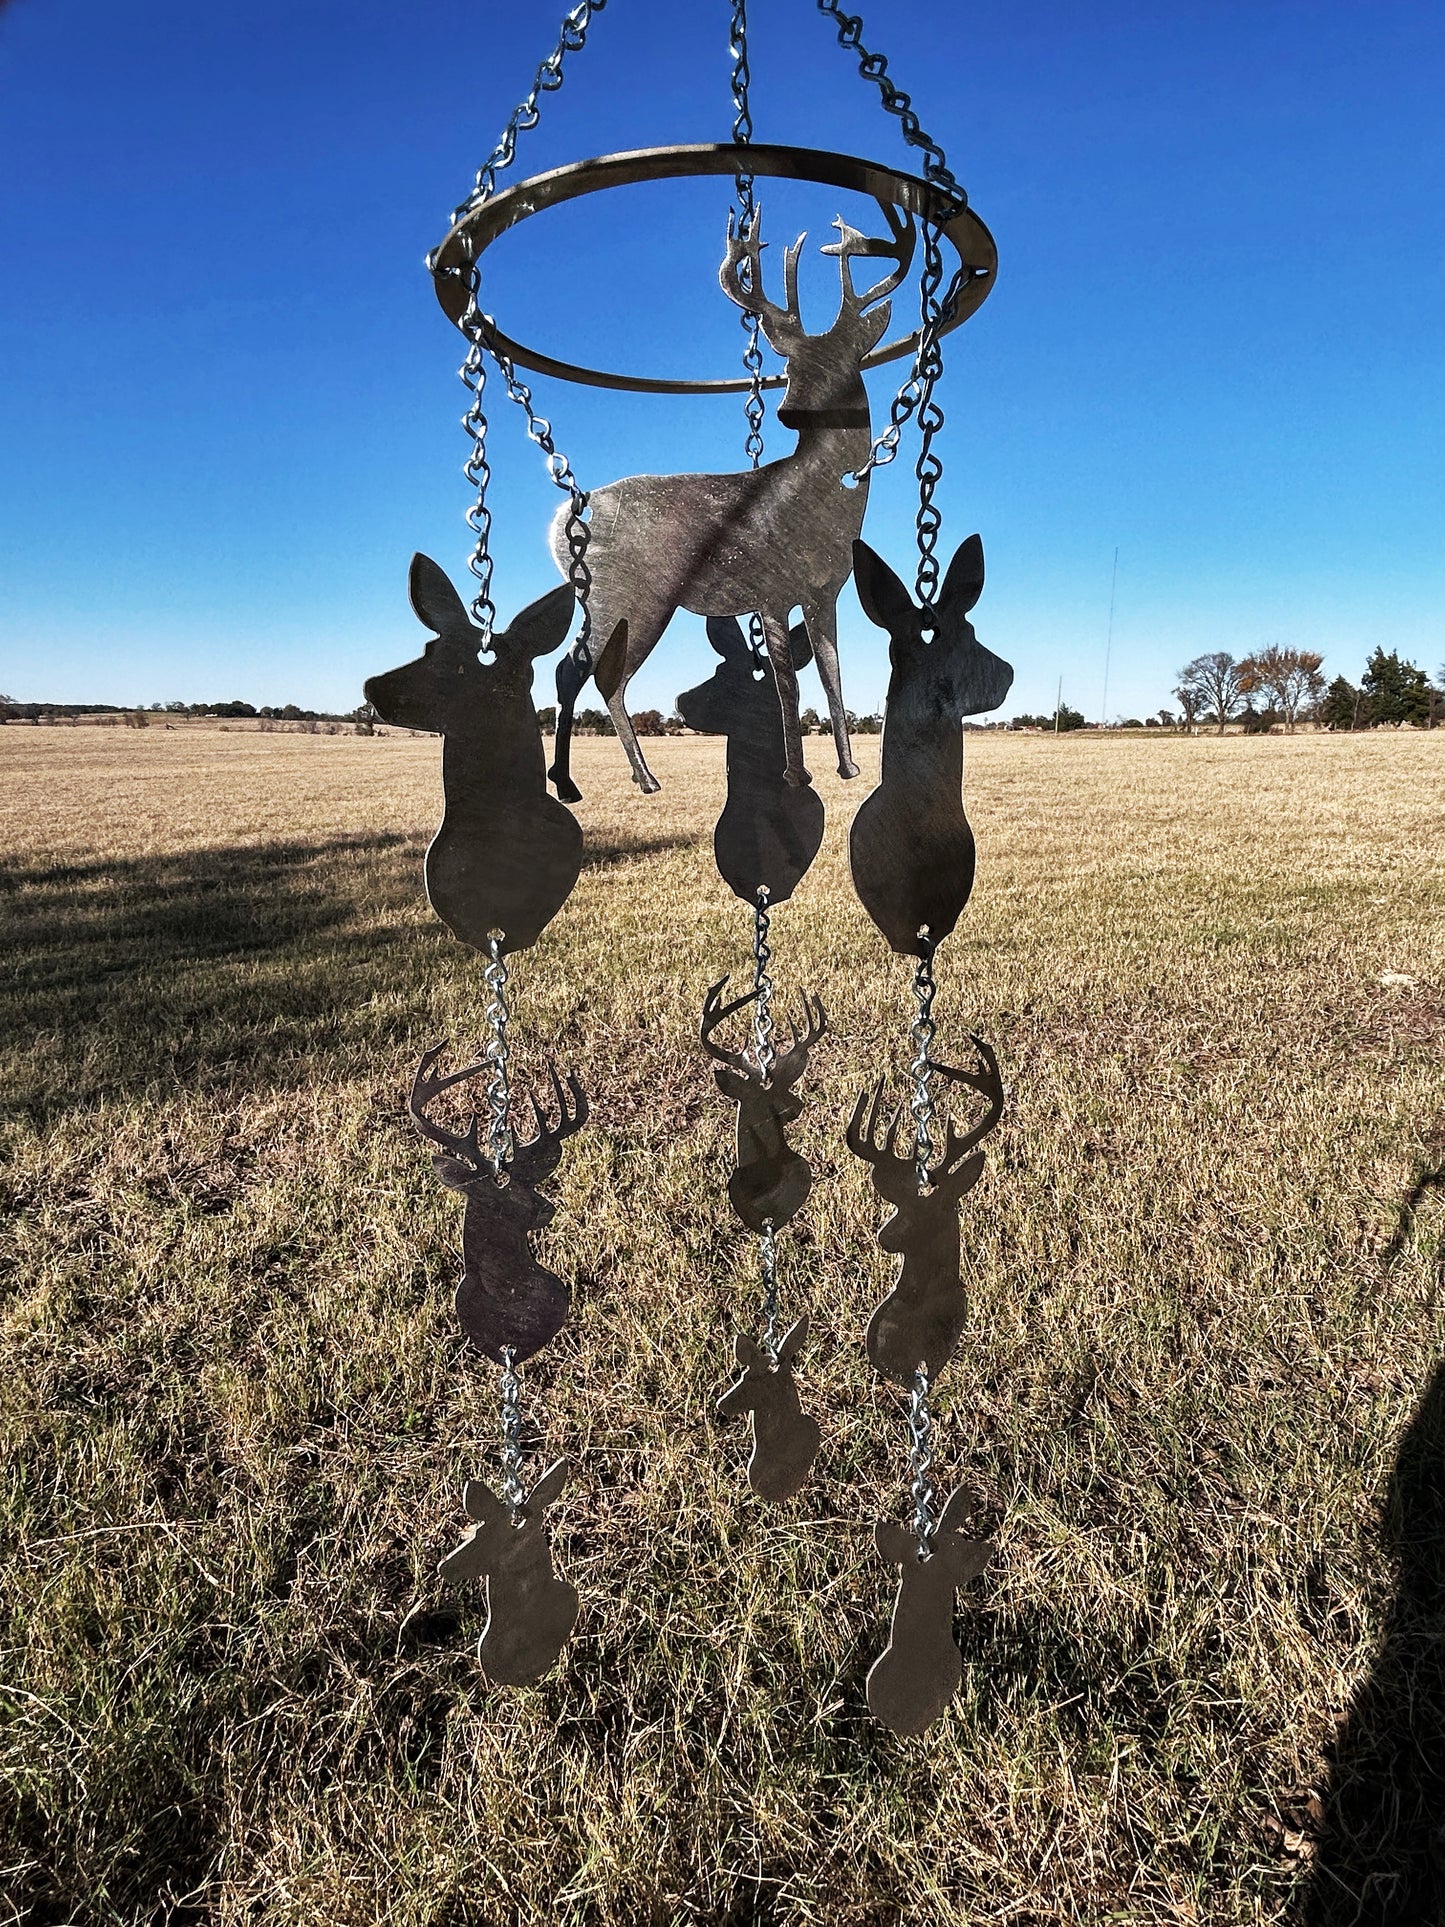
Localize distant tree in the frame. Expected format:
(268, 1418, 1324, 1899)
(1119, 717, 1143, 730)
(574, 708, 616, 736)
(353, 702, 376, 737)
(212, 700, 258, 718)
(0, 694, 14, 724)
(164, 700, 188, 713)
(853, 712, 882, 734)
(1156, 708, 1176, 729)
(1055, 702, 1087, 732)
(1362, 648, 1431, 727)
(123, 710, 149, 728)
(1240, 703, 1277, 734)
(664, 711, 686, 735)
(1172, 685, 1200, 732)
(632, 709, 666, 736)
(799, 706, 822, 734)
(534, 704, 557, 733)
(1237, 645, 1325, 733)
(1319, 675, 1366, 731)
(1177, 652, 1246, 735)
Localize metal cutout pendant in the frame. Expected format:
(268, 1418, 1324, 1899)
(409, 1047, 588, 1365)
(677, 617, 826, 906)
(866, 1488, 994, 1736)
(846, 1040, 1004, 1383)
(716, 1319, 822, 1502)
(848, 536, 1014, 957)
(438, 1461, 579, 1685)
(364, 555, 581, 956)
(701, 978, 827, 1233)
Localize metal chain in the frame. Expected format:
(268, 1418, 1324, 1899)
(444, 0, 609, 229)
(483, 934, 513, 1175)
(813, 0, 959, 195)
(458, 294, 497, 634)
(759, 1217, 779, 1366)
(910, 933, 937, 1191)
(499, 1346, 525, 1525)
(752, 887, 776, 1080)
(912, 222, 949, 605)
(907, 1365, 938, 1559)
(729, 0, 769, 665)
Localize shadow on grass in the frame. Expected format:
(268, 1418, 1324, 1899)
(1301, 1167, 1445, 1924)
(1, 825, 698, 1128)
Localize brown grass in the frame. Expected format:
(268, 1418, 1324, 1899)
(2, 725, 1444, 1925)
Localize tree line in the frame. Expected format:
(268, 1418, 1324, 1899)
(1173, 646, 1442, 733)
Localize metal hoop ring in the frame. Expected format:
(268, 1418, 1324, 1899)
(429, 142, 997, 397)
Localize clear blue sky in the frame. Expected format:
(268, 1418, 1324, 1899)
(2, 0, 1442, 722)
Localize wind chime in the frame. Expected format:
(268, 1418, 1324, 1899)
(365, 0, 1015, 1733)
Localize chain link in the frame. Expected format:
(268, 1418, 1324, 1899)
(910, 933, 937, 1191)
(751, 887, 776, 1080)
(813, 0, 958, 194)
(499, 1346, 525, 1525)
(759, 1217, 779, 1366)
(907, 1365, 938, 1558)
(483, 934, 513, 1175)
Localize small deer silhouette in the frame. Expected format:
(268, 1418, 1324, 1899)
(548, 205, 917, 802)
(848, 535, 1014, 957)
(866, 1486, 994, 1736)
(364, 554, 580, 954)
(701, 977, 828, 1233)
(410, 1045, 588, 1364)
(716, 1318, 822, 1502)
(438, 1459, 579, 1685)
(676, 615, 826, 906)
(846, 1040, 1004, 1383)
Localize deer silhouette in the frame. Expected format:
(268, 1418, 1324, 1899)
(866, 1486, 994, 1736)
(848, 535, 1015, 957)
(364, 554, 581, 954)
(409, 1046, 588, 1365)
(438, 1459, 579, 1685)
(716, 1318, 822, 1502)
(676, 616, 826, 906)
(846, 1040, 1004, 1383)
(701, 977, 828, 1233)
(548, 204, 917, 803)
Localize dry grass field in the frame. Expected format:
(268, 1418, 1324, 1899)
(2, 725, 1443, 1926)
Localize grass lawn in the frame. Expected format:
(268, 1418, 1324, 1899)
(2, 724, 1443, 1925)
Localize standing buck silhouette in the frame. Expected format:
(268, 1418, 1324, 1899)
(866, 1486, 994, 1735)
(364, 553, 580, 954)
(847, 1041, 1005, 1383)
(548, 204, 916, 802)
(410, 1047, 588, 1364)
(676, 615, 826, 905)
(848, 534, 1015, 957)
(438, 1459, 579, 1684)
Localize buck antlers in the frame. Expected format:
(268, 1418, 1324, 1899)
(846, 1037, 1004, 1383)
(701, 976, 828, 1236)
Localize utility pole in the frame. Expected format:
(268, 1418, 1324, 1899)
(1100, 546, 1118, 728)
(1054, 675, 1062, 735)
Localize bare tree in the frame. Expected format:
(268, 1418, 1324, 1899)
(1172, 683, 1201, 733)
(1238, 646, 1326, 733)
(1178, 652, 1246, 735)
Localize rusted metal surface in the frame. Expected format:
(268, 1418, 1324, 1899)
(702, 977, 827, 1234)
(429, 143, 996, 394)
(847, 536, 1014, 957)
(410, 1046, 588, 1365)
(363, 554, 581, 955)
(438, 1460, 579, 1684)
(845, 1039, 1004, 1384)
(676, 617, 826, 905)
(716, 1318, 822, 1502)
(866, 1487, 993, 1736)
(547, 205, 916, 799)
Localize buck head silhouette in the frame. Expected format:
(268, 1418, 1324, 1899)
(364, 555, 580, 954)
(848, 535, 1014, 956)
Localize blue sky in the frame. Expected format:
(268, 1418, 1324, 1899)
(1, 0, 1442, 722)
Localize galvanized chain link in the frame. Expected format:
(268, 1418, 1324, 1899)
(752, 887, 776, 1080)
(907, 1364, 939, 1559)
(912, 221, 950, 606)
(445, 0, 609, 229)
(910, 933, 937, 1191)
(434, 1, 605, 637)
(729, 0, 769, 665)
(483, 934, 513, 1175)
(813, 0, 959, 196)
(499, 1346, 525, 1525)
(759, 1217, 779, 1366)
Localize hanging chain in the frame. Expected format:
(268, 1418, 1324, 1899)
(483, 934, 513, 1175)
(752, 887, 776, 1080)
(499, 1346, 525, 1525)
(444, 1, 609, 229)
(759, 1217, 779, 1366)
(729, 0, 769, 665)
(433, 1, 605, 637)
(813, 0, 958, 195)
(910, 932, 937, 1191)
(912, 221, 949, 605)
(907, 1365, 938, 1558)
